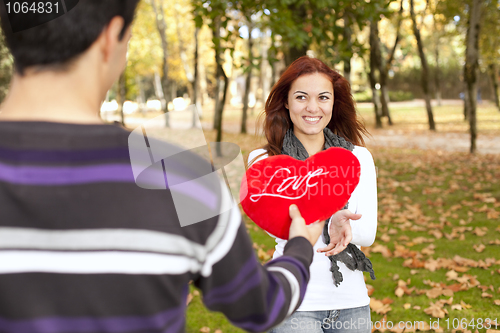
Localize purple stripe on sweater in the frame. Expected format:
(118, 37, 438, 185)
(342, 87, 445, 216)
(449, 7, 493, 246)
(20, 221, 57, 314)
(0, 162, 135, 185)
(0, 307, 184, 333)
(0, 146, 129, 164)
(205, 269, 262, 305)
(268, 256, 309, 299)
(0, 162, 218, 209)
(203, 256, 258, 304)
(232, 281, 286, 332)
(268, 256, 306, 273)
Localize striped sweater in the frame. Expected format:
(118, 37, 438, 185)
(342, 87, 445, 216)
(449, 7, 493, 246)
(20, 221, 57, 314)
(0, 121, 313, 333)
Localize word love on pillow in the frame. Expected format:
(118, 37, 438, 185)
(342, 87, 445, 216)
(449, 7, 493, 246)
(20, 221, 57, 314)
(240, 147, 360, 240)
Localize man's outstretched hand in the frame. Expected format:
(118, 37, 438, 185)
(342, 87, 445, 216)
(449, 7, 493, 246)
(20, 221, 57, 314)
(317, 210, 361, 256)
(288, 205, 325, 246)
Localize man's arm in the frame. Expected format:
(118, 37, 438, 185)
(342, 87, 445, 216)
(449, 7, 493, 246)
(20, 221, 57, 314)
(193, 205, 321, 332)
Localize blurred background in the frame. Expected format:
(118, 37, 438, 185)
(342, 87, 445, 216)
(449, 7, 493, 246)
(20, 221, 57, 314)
(1, 0, 499, 153)
(1, 1, 500, 332)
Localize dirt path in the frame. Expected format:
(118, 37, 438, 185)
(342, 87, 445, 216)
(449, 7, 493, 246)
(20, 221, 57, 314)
(364, 129, 500, 155)
(214, 120, 499, 155)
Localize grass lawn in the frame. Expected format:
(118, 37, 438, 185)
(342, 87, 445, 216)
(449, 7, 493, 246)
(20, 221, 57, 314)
(356, 102, 500, 135)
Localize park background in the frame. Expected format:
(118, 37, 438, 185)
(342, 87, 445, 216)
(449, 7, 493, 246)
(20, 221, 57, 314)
(1, 0, 500, 332)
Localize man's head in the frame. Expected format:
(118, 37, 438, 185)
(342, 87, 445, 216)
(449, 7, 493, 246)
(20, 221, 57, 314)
(0, 0, 140, 76)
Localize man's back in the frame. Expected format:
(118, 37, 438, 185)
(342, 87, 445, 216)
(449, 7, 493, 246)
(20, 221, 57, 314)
(0, 121, 314, 332)
(0, 121, 216, 331)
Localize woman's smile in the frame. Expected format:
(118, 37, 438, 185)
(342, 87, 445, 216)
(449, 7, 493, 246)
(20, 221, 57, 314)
(303, 116, 323, 124)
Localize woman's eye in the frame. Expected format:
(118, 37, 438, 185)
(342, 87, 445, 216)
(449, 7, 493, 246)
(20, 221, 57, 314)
(296, 95, 306, 100)
(320, 96, 330, 100)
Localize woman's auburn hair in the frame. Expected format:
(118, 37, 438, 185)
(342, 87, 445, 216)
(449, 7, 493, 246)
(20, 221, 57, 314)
(257, 56, 369, 159)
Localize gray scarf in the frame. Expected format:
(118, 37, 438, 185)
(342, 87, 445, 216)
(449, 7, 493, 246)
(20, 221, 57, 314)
(281, 127, 376, 287)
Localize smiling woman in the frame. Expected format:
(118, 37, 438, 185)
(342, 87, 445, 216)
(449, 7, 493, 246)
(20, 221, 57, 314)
(248, 56, 378, 333)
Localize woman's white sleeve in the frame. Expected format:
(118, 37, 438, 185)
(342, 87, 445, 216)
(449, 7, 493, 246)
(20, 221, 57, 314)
(247, 149, 268, 167)
(349, 147, 378, 247)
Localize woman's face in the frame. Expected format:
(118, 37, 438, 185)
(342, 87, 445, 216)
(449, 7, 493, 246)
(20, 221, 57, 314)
(285, 72, 334, 138)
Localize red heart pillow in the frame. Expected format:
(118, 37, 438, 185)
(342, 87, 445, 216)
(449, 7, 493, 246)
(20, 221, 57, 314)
(240, 147, 360, 239)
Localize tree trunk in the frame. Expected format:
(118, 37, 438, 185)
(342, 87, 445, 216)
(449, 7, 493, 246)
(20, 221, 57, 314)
(464, 0, 482, 154)
(378, 0, 403, 126)
(285, 45, 308, 68)
(151, 0, 170, 127)
(171, 81, 177, 101)
(488, 63, 500, 111)
(241, 23, 254, 134)
(173, 7, 194, 102)
(379, 67, 393, 125)
(260, 31, 270, 113)
(212, 18, 222, 130)
(193, 27, 199, 127)
(372, 20, 392, 124)
(211, 17, 229, 147)
(379, 83, 393, 125)
(215, 63, 229, 149)
(117, 72, 127, 126)
(343, 12, 352, 84)
(136, 75, 146, 116)
(369, 19, 383, 129)
(435, 46, 442, 106)
(463, 86, 471, 120)
(199, 61, 207, 114)
(269, 37, 277, 89)
(410, 0, 436, 131)
(284, 3, 308, 67)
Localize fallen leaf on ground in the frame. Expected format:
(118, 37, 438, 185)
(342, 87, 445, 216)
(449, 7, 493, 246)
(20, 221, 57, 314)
(421, 244, 436, 255)
(380, 234, 391, 242)
(388, 228, 398, 235)
(370, 298, 392, 315)
(366, 284, 375, 296)
(382, 298, 394, 305)
(403, 303, 411, 309)
(473, 227, 488, 237)
(451, 304, 462, 311)
(460, 300, 472, 309)
(258, 248, 270, 261)
(429, 230, 443, 239)
(186, 293, 193, 306)
(200, 327, 210, 333)
(494, 300, 500, 306)
(473, 244, 486, 253)
(372, 244, 392, 258)
(482, 292, 493, 298)
(426, 287, 443, 299)
(442, 288, 454, 297)
(446, 270, 459, 280)
(424, 301, 447, 318)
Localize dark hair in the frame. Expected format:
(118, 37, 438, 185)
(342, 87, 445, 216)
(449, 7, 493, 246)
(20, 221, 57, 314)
(0, 0, 140, 75)
(255, 56, 369, 160)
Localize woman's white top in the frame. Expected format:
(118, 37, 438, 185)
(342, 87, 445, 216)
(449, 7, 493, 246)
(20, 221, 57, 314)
(247, 146, 377, 311)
